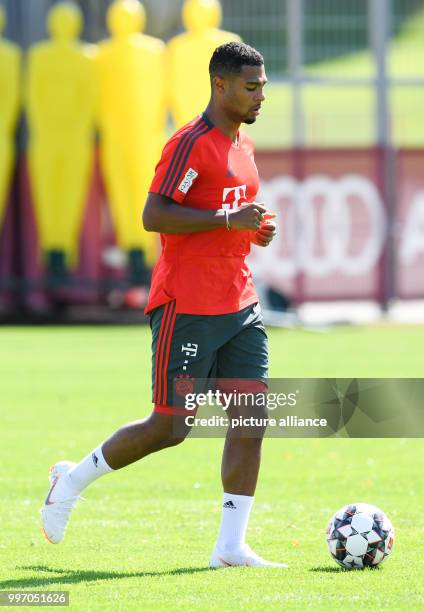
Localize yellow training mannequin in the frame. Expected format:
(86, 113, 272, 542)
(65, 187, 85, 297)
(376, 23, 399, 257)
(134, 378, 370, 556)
(167, 0, 241, 128)
(26, 2, 97, 268)
(97, 0, 166, 269)
(0, 6, 21, 227)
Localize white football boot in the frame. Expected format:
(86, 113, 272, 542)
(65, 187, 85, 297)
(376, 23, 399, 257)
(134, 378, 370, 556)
(40, 461, 81, 544)
(210, 544, 288, 568)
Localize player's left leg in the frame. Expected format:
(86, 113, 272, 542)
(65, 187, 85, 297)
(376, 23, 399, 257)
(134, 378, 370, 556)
(210, 303, 287, 568)
(219, 387, 267, 502)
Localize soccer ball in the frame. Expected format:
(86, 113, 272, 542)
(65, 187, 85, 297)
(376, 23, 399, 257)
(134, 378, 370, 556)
(326, 503, 394, 569)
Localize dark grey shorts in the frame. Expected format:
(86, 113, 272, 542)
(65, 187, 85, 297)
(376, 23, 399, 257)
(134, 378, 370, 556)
(149, 301, 268, 408)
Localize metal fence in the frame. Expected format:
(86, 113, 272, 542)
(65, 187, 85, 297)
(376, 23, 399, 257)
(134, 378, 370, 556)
(222, 0, 424, 73)
(1, 0, 423, 148)
(224, 0, 424, 147)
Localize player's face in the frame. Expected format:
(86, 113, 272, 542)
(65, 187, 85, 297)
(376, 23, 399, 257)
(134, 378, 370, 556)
(225, 64, 267, 125)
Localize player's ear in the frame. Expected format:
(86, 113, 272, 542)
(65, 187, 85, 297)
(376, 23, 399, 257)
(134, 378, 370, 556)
(213, 74, 226, 95)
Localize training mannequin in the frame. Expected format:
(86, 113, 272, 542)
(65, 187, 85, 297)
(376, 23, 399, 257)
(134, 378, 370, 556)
(97, 0, 166, 280)
(167, 0, 241, 128)
(0, 5, 21, 228)
(26, 2, 97, 277)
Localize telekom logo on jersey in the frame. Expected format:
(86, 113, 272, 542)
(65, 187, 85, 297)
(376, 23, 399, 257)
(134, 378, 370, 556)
(222, 185, 247, 209)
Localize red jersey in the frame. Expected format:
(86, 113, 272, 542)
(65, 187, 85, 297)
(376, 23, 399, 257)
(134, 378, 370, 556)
(145, 112, 260, 315)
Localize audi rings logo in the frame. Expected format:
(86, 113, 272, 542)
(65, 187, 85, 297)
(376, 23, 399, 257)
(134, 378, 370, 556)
(249, 174, 387, 278)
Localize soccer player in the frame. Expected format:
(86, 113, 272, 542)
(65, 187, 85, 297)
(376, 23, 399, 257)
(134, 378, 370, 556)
(41, 42, 286, 568)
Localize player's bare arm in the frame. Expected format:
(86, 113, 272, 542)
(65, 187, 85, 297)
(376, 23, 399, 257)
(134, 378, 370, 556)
(143, 191, 268, 233)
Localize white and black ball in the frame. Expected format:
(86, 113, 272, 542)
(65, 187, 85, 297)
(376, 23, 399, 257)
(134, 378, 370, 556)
(326, 503, 394, 569)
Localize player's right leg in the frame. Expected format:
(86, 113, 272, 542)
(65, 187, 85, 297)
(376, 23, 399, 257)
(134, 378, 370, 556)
(41, 298, 212, 544)
(41, 299, 215, 545)
(41, 411, 191, 544)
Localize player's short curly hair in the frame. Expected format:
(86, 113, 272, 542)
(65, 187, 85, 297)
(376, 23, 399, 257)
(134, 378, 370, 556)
(209, 41, 264, 78)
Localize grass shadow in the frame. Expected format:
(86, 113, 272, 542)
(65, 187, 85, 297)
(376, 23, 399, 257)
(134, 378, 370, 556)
(309, 566, 346, 573)
(1, 564, 212, 589)
(310, 565, 382, 573)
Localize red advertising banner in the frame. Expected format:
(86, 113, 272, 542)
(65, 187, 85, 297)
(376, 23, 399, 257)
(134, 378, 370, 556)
(251, 149, 389, 303)
(395, 151, 424, 299)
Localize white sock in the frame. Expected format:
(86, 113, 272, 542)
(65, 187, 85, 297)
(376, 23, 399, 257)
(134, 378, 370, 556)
(66, 445, 114, 493)
(216, 492, 254, 551)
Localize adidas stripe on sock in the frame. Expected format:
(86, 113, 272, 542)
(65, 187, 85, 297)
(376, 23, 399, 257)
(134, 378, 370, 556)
(216, 492, 254, 551)
(67, 445, 114, 493)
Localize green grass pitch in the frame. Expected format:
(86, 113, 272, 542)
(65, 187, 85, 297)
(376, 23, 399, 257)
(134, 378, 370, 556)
(0, 325, 423, 610)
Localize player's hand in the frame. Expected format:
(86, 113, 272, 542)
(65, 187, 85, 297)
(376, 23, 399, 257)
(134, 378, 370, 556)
(228, 202, 268, 230)
(252, 220, 277, 247)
